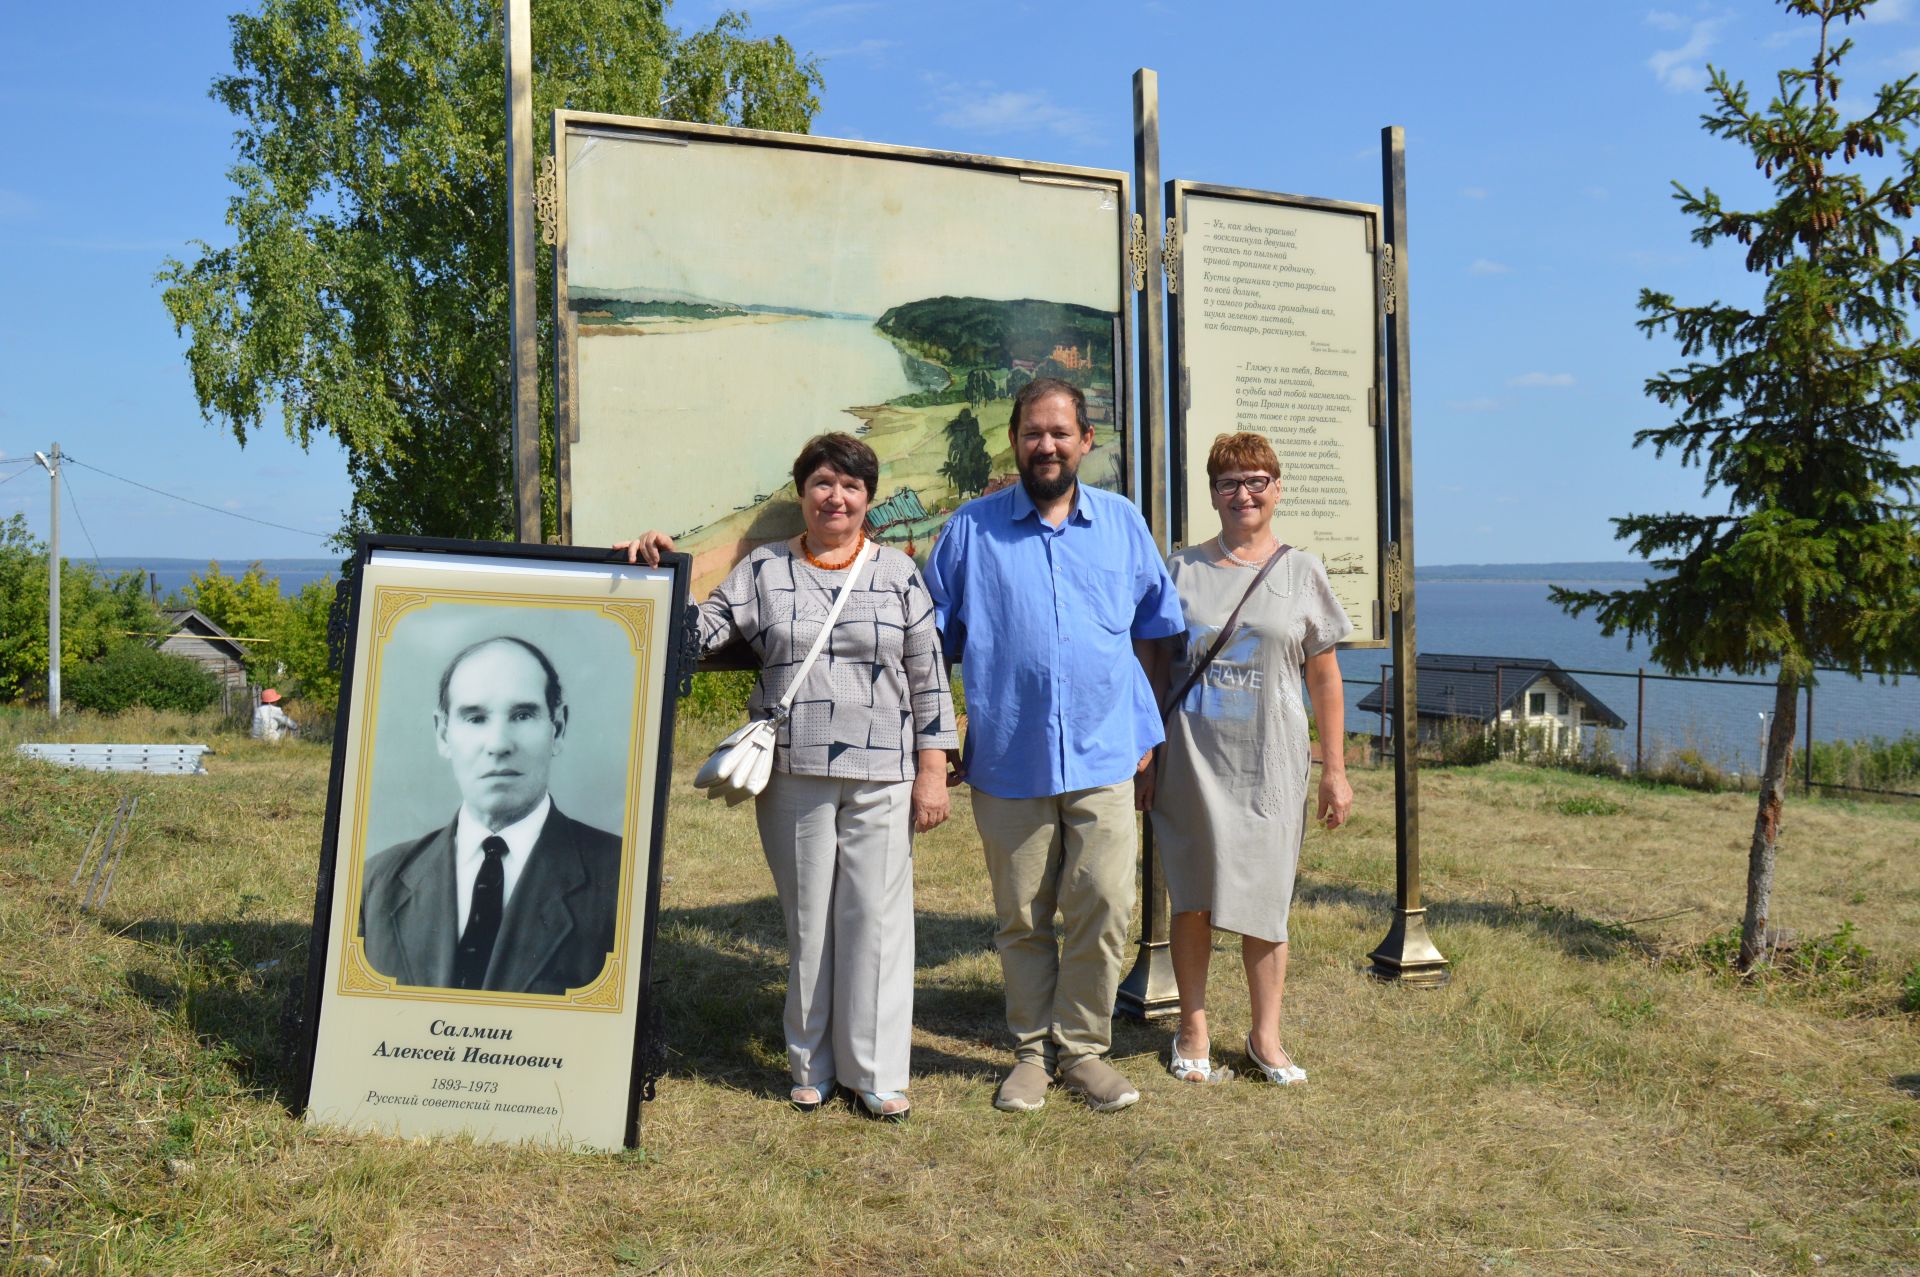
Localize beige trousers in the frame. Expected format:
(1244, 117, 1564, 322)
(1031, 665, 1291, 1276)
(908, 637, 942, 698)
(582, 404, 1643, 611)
(972, 782, 1137, 1070)
(755, 770, 915, 1094)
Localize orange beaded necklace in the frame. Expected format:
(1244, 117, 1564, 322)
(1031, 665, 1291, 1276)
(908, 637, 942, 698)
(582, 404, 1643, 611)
(800, 529, 866, 571)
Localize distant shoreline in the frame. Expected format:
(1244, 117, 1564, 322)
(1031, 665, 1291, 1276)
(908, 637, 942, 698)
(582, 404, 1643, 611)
(1418, 562, 1657, 584)
(578, 312, 804, 337)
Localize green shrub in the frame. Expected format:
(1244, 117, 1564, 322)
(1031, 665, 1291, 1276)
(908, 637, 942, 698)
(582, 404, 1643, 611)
(1808, 730, 1920, 792)
(1691, 920, 1874, 997)
(679, 670, 756, 722)
(1900, 962, 1920, 1014)
(1432, 717, 1498, 766)
(1642, 747, 1736, 793)
(66, 645, 221, 714)
(1556, 794, 1624, 817)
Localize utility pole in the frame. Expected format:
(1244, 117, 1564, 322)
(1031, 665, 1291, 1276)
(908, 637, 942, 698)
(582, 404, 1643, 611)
(33, 443, 61, 720)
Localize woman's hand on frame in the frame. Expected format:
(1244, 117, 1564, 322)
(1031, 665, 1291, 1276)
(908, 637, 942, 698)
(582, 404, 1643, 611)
(614, 530, 676, 566)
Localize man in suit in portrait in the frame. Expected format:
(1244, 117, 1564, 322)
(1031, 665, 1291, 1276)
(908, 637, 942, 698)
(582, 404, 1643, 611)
(359, 635, 623, 996)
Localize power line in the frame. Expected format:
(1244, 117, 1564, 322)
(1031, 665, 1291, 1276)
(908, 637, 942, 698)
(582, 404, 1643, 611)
(0, 466, 32, 487)
(62, 455, 334, 542)
(60, 469, 102, 565)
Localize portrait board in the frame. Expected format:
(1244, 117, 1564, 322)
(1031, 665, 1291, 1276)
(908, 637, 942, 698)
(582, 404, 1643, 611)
(1166, 182, 1389, 647)
(298, 537, 690, 1150)
(551, 112, 1136, 598)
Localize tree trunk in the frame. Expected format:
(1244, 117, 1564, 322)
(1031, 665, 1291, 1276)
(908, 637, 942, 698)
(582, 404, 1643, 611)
(1739, 671, 1803, 971)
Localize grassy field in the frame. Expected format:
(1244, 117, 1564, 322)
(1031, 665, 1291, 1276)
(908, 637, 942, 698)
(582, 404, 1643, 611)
(2, 709, 1918, 1275)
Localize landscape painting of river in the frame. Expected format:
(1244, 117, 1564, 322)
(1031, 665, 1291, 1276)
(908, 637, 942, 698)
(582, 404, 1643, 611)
(557, 117, 1129, 595)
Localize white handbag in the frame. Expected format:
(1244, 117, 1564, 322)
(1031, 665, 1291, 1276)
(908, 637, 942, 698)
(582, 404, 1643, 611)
(692, 541, 874, 804)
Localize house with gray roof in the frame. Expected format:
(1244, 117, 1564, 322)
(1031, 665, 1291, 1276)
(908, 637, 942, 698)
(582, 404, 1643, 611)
(1356, 653, 1627, 751)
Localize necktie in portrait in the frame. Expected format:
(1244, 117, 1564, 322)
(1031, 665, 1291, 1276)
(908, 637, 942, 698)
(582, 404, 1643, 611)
(453, 835, 508, 989)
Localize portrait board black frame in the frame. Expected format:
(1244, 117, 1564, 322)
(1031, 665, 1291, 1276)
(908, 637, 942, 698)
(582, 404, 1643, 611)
(294, 534, 692, 1150)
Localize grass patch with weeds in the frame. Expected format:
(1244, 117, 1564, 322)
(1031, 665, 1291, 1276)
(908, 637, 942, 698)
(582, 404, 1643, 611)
(1, 711, 1918, 1273)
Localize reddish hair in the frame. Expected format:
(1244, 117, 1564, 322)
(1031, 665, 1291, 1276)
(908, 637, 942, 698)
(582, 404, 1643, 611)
(1205, 432, 1280, 481)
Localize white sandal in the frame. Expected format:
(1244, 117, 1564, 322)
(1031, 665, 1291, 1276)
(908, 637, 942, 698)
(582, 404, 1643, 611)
(1167, 1033, 1233, 1084)
(1244, 1034, 1307, 1086)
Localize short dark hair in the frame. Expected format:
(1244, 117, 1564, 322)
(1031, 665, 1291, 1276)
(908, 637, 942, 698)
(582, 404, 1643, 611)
(437, 636, 564, 718)
(1008, 377, 1089, 436)
(1206, 432, 1281, 481)
(790, 432, 879, 500)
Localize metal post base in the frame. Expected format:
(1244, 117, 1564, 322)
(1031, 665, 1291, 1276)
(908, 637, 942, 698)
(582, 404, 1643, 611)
(1366, 908, 1451, 987)
(1115, 939, 1180, 1019)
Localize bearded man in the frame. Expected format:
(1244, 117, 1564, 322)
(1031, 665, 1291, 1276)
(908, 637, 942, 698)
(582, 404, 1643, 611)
(924, 377, 1184, 1113)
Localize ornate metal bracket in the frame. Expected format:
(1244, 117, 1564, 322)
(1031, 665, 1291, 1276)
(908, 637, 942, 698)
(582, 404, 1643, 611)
(325, 579, 353, 673)
(1127, 213, 1147, 292)
(1384, 541, 1404, 612)
(637, 996, 667, 1103)
(675, 600, 701, 698)
(1162, 216, 1181, 295)
(1380, 242, 1397, 316)
(535, 154, 558, 247)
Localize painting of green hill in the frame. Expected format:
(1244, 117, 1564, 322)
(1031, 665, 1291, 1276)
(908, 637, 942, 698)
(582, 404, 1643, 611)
(664, 294, 1122, 594)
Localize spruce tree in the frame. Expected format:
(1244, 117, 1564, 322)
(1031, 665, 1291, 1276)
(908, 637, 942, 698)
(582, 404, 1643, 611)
(941, 407, 990, 497)
(1554, 0, 1920, 970)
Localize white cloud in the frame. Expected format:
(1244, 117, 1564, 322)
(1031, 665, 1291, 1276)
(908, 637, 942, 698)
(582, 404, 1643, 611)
(1645, 10, 1691, 32)
(817, 37, 895, 62)
(1871, 0, 1913, 19)
(1648, 13, 1731, 92)
(1446, 398, 1503, 413)
(928, 76, 1099, 145)
(1469, 258, 1512, 276)
(801, 1, 882, 19)
(1509, 372, 1577, 388)
(1460, 185, 1489, 200)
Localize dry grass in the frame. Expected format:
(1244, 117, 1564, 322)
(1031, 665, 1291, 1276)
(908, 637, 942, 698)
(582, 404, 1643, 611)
(2, 711, 1917, 1275)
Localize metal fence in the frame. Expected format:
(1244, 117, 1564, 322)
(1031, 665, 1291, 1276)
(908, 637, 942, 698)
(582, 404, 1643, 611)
(1343, 660, 1920, 801)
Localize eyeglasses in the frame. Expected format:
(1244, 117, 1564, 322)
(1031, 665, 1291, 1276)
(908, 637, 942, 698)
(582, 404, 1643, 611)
(1210, 475, 1274, 496)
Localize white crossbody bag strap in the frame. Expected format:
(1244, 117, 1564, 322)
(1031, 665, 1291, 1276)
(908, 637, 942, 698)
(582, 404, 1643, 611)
(773, 540, 874, 720)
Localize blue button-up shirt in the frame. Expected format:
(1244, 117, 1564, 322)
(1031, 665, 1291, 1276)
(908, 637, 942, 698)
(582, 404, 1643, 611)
(925, 482, 1185, 800)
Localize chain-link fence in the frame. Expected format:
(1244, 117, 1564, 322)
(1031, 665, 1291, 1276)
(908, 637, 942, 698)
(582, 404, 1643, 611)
(1338, 660, 1920, 801)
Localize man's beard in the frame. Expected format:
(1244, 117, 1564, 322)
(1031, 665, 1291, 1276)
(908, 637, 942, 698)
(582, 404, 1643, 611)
(1018, 456, 1079, 505)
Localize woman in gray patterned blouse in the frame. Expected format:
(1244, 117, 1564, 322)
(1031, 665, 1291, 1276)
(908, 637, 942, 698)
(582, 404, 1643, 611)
(618, 433, 957, 1121)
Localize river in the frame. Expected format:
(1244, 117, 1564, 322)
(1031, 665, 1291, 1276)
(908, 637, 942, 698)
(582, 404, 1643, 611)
(569, 316, 931, 545)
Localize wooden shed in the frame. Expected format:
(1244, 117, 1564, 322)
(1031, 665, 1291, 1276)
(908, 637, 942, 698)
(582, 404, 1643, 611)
(158, 609, 251, 695)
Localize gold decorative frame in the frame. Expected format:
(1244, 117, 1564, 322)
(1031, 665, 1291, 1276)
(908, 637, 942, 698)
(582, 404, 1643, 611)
(332, 585, 657, 1013)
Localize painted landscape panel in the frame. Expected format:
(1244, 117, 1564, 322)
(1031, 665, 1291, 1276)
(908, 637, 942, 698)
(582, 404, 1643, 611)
(559, 120, 1128, 595)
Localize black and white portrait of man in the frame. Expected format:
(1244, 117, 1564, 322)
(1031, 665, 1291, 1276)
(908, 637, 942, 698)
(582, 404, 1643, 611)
(358, 624, 628, 996)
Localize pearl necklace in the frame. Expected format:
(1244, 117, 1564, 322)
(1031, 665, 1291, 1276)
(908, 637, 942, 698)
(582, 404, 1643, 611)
(801, 529, 865, 571)
(1217, 534, 1279, 568)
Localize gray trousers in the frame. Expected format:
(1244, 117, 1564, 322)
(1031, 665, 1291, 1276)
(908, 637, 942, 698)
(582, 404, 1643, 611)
(972, 782, 1138, 1070)
(755, 770, 915, 1093)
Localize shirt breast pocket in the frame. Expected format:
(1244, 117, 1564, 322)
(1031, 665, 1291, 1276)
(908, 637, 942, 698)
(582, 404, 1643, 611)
(1073, 562, 1135, 634)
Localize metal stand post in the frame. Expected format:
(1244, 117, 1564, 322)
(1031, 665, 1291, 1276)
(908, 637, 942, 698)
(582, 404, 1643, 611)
(1366, 127, 1449, 987)
(1117, 67, 1178, 1019)
(504, 0, 542, 543)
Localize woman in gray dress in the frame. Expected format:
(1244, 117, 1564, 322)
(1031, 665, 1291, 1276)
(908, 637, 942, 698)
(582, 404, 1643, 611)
(1137, 432, 1353, 1087)
(617, 433, 957, 1120)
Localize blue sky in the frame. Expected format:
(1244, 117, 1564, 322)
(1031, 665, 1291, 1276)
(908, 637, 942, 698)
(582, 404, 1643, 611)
(4, 0, 1919, 564)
